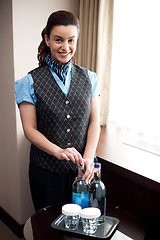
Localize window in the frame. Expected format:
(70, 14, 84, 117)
(108, 0, 160, 152)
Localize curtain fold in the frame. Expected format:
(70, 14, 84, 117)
(96, 0, 114, 126)
(75, 0, 114, 126)
(75, 0, 99, 72)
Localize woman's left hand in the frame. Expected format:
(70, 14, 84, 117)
(82, 158, 94, 184)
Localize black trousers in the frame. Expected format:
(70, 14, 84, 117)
(29, 163, 77, 212)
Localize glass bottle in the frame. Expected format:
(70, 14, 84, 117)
(72, 164, 89, 209)
(89, 163, 106, 224)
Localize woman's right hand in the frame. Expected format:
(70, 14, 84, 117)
(19, 102, 84, 167)
(55, 147, 84, 166)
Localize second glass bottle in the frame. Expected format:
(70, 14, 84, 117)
(89, 162, 106, 224)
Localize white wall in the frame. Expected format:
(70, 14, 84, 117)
(0, 0, 75, 225)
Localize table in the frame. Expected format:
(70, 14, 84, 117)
(23, 204, 145, 240)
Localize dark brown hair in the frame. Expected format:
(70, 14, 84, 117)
(37, 10, 79, 66)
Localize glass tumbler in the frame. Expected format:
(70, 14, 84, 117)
(62, 204, 82, 230)
(80, 207, 101, 234)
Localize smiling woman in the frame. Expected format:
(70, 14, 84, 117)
(38, 10, 80, 67)
(14, 10, 101, 212)
(44, 25, 78, 64)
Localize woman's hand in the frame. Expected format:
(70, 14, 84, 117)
(19, 102, 84, 166)
(55, 147, 84, 166)
(82, 158, 94, 184)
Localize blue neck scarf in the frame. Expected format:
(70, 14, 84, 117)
(45, 53, 71, 85)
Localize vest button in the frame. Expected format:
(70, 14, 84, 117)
(65, 100, 69, 105)
(67, 129, 70, 132)
(66, 114, 70, 119)
(67, 142, 71, 146)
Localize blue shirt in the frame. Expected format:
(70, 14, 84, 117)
(15, 64, 100, 106)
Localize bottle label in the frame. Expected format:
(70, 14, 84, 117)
(72, 192, 89, 209)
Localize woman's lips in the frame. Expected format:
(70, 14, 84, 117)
(58, 52, 71, 57)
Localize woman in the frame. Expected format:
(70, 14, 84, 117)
(15, 10, 100, 211)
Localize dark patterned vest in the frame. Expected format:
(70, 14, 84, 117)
(29, 64, 92, 175)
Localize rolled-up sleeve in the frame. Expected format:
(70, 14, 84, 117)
(88, 70, 101, 97)
(15, 74, 37, 106)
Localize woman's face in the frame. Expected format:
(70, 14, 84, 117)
(45, 25, 78, 64)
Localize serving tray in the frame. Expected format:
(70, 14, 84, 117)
(51, 214, 119, 239)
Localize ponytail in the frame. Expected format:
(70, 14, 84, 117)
(37, 27, 50, 66)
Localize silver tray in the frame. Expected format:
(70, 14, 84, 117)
(51, 214, 119, 239)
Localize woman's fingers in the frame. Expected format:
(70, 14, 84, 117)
(82, 159, 94, 184)
(61, 152, 70, 160)
(58, 149, 95, 184)
(60, 147, 83, 166)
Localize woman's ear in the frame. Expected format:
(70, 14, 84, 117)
(44, 34, 50, 47)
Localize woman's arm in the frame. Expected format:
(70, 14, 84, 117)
(19, 101, 83, 165)
(82, 96, 101, 183)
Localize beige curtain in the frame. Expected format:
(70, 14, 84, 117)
(96, 0, 114, 126)
(75, 0, 114, 126)
(75, 0, 99, 71)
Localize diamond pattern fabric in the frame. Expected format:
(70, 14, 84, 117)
(29, 64, 92, 175)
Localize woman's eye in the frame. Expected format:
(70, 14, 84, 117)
(69, 39, 74, 43)
(55, 39, 62, 43)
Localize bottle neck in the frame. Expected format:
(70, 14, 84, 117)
(77, 165, 85, 178)
(94, 167, 101, 181)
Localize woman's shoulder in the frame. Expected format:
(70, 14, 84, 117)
(15, 74, 36, 106)
(29, 64, 48, 76)
(72, 63, 87, 72)
(71, 64, 97, 81)
(71, 64, 100, 97)
(15, 73, 33, 87)
(71, 64, 97, 80)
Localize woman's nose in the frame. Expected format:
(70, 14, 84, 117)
(61, 41, 69, 51)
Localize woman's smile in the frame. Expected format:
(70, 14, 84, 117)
(58, 51, 71, 56)
(45, 25, 78, 64)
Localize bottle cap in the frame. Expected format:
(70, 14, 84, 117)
(94, 163, 101, 168)
(78, 163, 84, 170)
(80, 207, 101, 219)
(62, 204, 82, 216)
